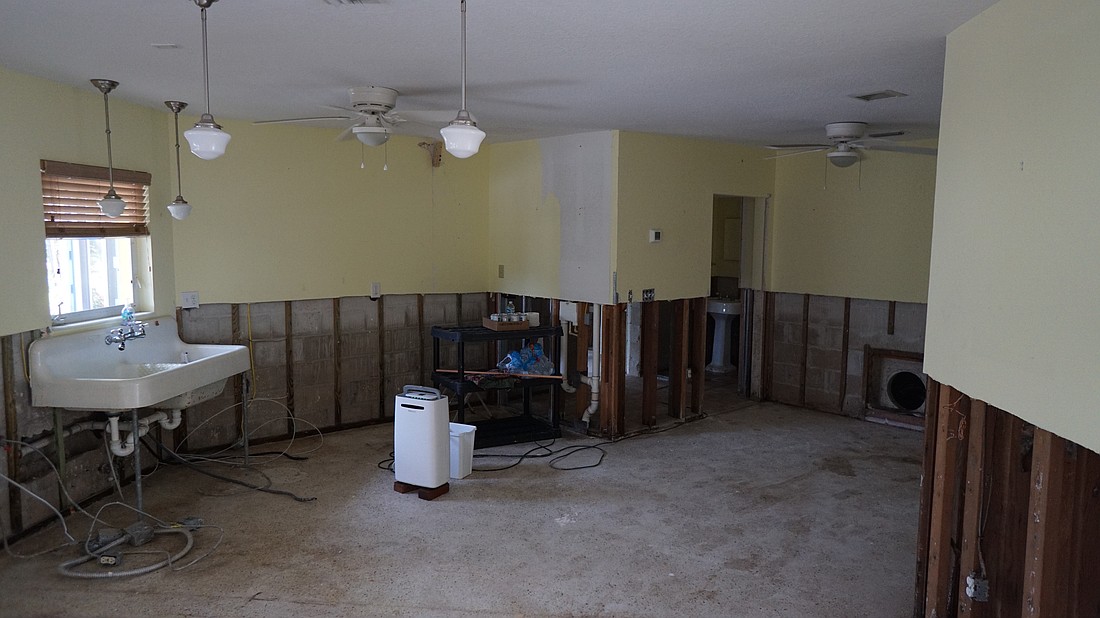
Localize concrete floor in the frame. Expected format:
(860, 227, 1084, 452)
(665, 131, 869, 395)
(0, 385, 923, 617)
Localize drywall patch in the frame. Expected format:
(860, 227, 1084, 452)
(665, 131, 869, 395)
(540, 132, 614, 303)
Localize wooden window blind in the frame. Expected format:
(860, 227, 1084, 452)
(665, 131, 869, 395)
(41, 160, 151, 238)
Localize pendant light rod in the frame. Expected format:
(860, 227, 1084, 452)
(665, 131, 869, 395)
(91, 79, 119, 190)
(200, 6, 211, 115)
(165, 101, 188, 197)
(459, 0, 468, 112)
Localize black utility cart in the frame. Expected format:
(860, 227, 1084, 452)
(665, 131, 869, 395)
(430, 323, 563, 448)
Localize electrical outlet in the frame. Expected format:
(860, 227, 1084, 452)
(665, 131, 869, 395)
(498, 264, 505, 278)
(642, 288, 655, 302)
(649, 229, 662, 243)
(180, 291, 200, 309)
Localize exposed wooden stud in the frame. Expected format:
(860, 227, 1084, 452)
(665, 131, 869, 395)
(668, 299, 690, 420)
(417, 295, 426, 385)
(914, 377, 941, 618)
(689, 297, 706, 414)
(1022, 429, 1071, 617)
(838, 297, 851, 412)
(332, 298, 342, 426)
(925, 384, 970, 617)
(762, 292, 775, 401)
(230, 304, 245, 444)
(284, 301, 296, 433)
(2, 335, 23, 533)
(641, 301, 659, 426)
(888, 300, 897, 335)
(550, 299, 563, 422)
(957, 399, 989, 617)
(377, 295, 386, 420)
(574, 302, 591, 423)
(799, 294, 810, 406)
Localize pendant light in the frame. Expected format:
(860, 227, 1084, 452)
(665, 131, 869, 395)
(183, 0, 231, 160)
(440, 0, 486, 159)
(165, 101, 192, 220)
(91, 79, 126, 218)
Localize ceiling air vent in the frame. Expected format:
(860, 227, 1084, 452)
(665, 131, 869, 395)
(322, 0, 383, 4)
(850, 89, 908, 102)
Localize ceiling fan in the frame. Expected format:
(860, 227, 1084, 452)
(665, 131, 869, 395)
(254, 86, 422, 146)
(766, 122, 937, 167)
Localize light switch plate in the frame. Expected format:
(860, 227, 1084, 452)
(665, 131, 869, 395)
(180, 291, 200, 309)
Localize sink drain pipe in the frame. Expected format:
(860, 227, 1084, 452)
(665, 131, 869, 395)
(580, 305, 602, 425)
(20, 410, 183, 459)
(107, 410, 183, 457)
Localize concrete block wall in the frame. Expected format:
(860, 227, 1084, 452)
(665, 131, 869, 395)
(338, 296, 381, 424)
(758, 291, 927, 418)
(769, 293, 807, 405)
(291, 299, 336, 431)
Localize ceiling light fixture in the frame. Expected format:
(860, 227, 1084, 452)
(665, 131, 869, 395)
(183, 0, 231, 160)
(90, 79, 126, 218)
(165, 101, 193, 220)
(439, 0, 485, 159)
(353, 115, 390, 147)
(827, 146, 859, 168)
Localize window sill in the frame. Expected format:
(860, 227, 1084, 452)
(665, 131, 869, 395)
(46, 311, 165, 337)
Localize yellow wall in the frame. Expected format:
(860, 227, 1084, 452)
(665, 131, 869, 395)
(172, 119, 491, 302)
(925, 0, 1100, 452)
(615, 132, 774, 301)
(487, 140, 564, 300)
(769, 146, 937, 303)
(0, 67, 175, 336)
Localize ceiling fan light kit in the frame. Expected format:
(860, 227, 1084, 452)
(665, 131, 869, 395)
(91, 79, 127, 218)
(441, 0, 486, 159)
(183, 0, 231, 160)
(353, 125, 390, 146)
(827, 149, 859, 168)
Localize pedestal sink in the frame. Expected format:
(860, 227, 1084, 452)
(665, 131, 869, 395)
(706, 298, 741, 374)
(29, 317, 249, 411)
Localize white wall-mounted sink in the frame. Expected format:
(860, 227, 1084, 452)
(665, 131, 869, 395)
(29, 317, 249, 411)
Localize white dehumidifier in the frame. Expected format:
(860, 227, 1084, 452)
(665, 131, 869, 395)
(393, 385, 450, 499)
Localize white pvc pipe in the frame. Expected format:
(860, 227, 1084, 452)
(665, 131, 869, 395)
(580, 305, 602, 424)
(559, 320, 576, 393)
(107, 410, 182, 457)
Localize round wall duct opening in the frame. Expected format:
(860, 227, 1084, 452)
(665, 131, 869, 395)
(887, 371, 926, 411)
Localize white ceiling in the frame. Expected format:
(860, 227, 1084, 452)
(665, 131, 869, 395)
(0, 0, 995, 146)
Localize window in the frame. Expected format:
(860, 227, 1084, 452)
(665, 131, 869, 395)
(41, 160, 153, 324)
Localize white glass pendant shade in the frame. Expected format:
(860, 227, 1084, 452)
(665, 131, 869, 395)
(185, 114, 231, 160)
(353, 125, 390, 147)
(167, 196, 192, 220)
(98, 189, 126, 218)
(440, 114, 485, 159)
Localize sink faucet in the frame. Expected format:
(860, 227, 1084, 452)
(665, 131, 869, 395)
(105, 322, 145, 351)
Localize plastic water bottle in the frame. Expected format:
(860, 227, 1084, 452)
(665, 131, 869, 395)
(505, 300, 516, 314)
(120, 303, 135, 325)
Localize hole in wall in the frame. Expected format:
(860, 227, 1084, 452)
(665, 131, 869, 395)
(887, 371, 926, 411)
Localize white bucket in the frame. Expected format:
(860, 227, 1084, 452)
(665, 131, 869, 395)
(449, 422, 477, 479)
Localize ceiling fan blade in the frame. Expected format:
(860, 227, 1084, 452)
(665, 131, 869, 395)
(334, 123, 359, 142)
(253, 115, 351, 125)
(765, 143, 830, 150)
(851, 141, 937, 156)
(867, 130, 906, 139)
(397, 110, 462, 126)
(764, 147, 830, 160)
